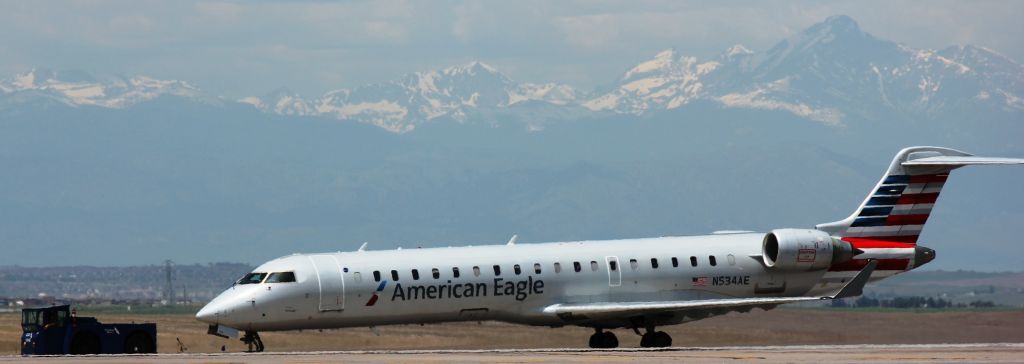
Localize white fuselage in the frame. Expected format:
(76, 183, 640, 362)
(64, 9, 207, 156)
(196, 233, 875, 332)
(193, 145, 1024, 348)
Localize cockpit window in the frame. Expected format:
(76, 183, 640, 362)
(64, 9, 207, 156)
(265, 272, 296, 283)
(237, 272, 267, 285)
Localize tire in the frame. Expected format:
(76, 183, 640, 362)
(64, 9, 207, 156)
(653, 331, 672, 348)
(123, 331, 155, 354)
(601, 331, 619, 348)
(69, 332, 102, 355)
(639, 333, 652, 348)
(588, 333, 602, 348)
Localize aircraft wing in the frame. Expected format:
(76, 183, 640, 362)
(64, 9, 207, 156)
(543, 260, 876, 320)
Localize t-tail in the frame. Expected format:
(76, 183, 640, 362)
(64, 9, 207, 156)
(816, 146, 1024, 280)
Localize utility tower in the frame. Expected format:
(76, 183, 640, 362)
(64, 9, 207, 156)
(164, 260, 175, 306)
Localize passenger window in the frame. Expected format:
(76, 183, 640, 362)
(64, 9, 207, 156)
(590, 261, 598, 271)
(391, 270, 399, 281)
(453, 267, 461, 278)
(343, 267, 349, 273)
(609, 260, 618, 271)
(514, 264, 522, 275)
(493, 265, 501, 276)
(373, 270, 381, 282)
(432, 268, 440, 279)
(671, 257, 679, 268)
(353, 272, 362, 283)
(727, 254, 736, 266)
(265, 272, 296, 283)
(709, 256, 717, 267)
(554, 262, 562, 273)
(690, 256, 698, 267)
(651, 258, 659, 269)
(473, 266, 481, 277)
(534, 263, 542, 274)
(573, 262, 582, 273)
(629, 259, 638, 271)
(412, 269, 421, 280)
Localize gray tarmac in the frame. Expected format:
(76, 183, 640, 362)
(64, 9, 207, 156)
(3, 343, 1023, 363)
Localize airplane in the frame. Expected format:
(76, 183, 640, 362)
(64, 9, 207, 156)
(195, 146, 1023, 351)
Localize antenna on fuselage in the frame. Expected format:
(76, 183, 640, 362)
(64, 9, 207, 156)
(357, 242, 368, 252)
(507, 234, 518, 246)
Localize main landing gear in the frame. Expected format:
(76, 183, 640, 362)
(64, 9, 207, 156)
(635, 326, 672, 348)
(242, 331, 264, 352)
(588, 328, 619, 348)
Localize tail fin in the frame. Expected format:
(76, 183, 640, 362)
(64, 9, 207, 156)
(817, 146, 1024, 243)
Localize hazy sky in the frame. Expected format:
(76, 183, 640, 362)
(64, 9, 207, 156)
(1, 1, 1021, 97)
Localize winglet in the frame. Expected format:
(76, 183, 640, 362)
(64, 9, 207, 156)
(357, 242, 368, 252)
(832, 260, 877, 299)
(507, 234, 518, 246)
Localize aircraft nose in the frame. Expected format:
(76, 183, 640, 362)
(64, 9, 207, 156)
(196, 288, 236, 324)
(195, 303, 218, 324)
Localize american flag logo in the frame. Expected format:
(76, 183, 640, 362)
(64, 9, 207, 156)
(691, 277, 707, 287)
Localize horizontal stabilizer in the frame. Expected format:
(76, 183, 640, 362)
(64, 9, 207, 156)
(903, 156, 1024, 167)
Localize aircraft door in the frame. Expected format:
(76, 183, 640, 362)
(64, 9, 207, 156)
(605, 256, 621, 287)
(308, 255, 346, 311)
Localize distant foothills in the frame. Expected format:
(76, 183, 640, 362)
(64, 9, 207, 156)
(1, 265, 1022, 307)
(1, 15, 1020, 133)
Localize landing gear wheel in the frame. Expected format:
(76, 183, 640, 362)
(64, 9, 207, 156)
(652, 331, 672, 348)
(601, 331, 619, 348)
(640, 333, 652, 348)
(588, 330, 619, 348)
(241, 331, 264, 352)
(639, 331, 671, 348)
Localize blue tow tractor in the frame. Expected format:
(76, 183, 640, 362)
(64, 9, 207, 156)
(21, 305, 157, 355)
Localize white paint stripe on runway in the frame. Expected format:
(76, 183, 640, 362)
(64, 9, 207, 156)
(5, 342, 1023, 358)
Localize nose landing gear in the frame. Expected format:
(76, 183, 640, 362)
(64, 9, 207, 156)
(241, 331, 264, 352)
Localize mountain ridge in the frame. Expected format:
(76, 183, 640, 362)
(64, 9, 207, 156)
(1, 15, 1021, 133)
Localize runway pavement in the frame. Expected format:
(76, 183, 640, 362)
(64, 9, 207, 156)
(3, 343, 1024, 363)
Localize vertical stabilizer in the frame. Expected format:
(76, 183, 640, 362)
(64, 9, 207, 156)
(817, 146, 1024, 243)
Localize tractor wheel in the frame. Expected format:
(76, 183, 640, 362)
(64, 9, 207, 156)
(124, 331, 156, 354)
(69, 332, 101, 354)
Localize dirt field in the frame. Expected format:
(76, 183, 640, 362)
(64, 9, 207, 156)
(3, 308, 1023, 354)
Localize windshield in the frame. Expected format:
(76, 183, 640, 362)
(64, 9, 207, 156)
(236, 272, 267, 285)
(265, 272, 296, 283)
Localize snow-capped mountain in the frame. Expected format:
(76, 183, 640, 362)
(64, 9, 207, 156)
(274, 61, 580, 132)
(582, 48, 721, 114)
(583, 15, 1023, 126)
(2, 15, 1021, 132)
(0, 68, 203, 109)
(238, 87, 315, 116)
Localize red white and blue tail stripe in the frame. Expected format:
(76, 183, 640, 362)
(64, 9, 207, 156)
(816, 146, 1024, 276)
(841, 173, 947, 244)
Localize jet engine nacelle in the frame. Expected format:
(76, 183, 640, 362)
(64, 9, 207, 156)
(762, 229, 855, 271)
